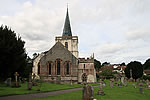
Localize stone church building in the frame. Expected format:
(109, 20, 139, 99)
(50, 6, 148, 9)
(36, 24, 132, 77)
(32, 8, 96, 83)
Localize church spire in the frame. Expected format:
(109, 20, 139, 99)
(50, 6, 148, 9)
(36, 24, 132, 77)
(62, 6, 72, 37)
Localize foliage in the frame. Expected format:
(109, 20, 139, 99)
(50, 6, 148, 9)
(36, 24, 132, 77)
(143, 58, 150, 69)
(102, 62, 110, 66)
(143, 75, 150, 81)
(99, 69, 113, 78)
(120, 62, 126, 66)
(125, 61, 143, 79)
(94, 59, 101, 72)
(0, 25, 27, 80)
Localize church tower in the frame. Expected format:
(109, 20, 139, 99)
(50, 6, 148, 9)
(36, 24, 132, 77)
(55, 7, 79, 58)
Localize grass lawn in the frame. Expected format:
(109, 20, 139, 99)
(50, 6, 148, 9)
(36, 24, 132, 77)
(30, 80, 150, 100)
(0, 82, 98, 97)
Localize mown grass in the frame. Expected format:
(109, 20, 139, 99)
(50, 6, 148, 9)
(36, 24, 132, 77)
(30, 80, 150, 100)
(0, 82, 98, 97)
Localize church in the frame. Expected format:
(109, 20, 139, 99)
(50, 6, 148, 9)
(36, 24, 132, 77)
(32, 8, 97, 83)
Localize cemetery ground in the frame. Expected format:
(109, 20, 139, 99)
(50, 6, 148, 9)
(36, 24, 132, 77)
(0, 82, 98, 97)
(0, 80, 150, 100)
(30, 80, 150, 100)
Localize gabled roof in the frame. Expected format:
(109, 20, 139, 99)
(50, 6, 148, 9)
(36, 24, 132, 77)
(62, 7, 72, 37)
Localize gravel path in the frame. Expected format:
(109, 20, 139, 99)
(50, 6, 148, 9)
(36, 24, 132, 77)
(0, 87, 82, 100)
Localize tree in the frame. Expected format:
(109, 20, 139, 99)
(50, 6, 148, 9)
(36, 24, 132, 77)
(143, 58, 150, 69)
(120, 62, 126, 66)
(0, 25, 27, 80)
(125, 61, 143, 80)
(94, 59, 101, 72)
(102, 62, 110, 66)
(99, 69, 113, 78)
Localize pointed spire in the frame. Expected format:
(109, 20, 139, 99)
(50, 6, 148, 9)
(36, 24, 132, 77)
(62, 6, 72, 37)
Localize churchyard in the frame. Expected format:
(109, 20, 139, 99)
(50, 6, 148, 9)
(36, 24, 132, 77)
(29, 80, 150, 100)
(0, 78, 150, 100)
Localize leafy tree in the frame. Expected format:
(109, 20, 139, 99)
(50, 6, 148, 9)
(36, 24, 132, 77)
(120, 62, 126, 66)
(33, 53, 38, 59)
(0, 25, 27, 80)
(99, 69, 113, 78)
(94, 59, 101, 72)
(143, 58, 150, 69)
(102, 62, 110, 66)
(125, 61, 143, 80)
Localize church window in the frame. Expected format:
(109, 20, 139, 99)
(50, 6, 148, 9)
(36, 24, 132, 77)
(49, 63, 51, 75)
(66, 63, 69, 75)
(38, 63, 40, 75)
(65, 42, 68, 49)
(84, 64, 85, 69)
(57, 60, 60, 75)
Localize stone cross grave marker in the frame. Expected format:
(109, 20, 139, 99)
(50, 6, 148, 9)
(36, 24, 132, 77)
(14, 72, 19, 87)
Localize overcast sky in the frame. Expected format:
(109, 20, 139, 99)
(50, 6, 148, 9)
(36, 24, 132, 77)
(0, 0, 150, 64)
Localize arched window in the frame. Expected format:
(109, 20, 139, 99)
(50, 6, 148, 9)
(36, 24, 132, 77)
(65, 42, 68, 49)
(66, 63, 69, 75)
(38, 63, 40, 75)
(49, 63, 51, 75)
(57, 60, 60, 75)
(84, 64, 85, 69)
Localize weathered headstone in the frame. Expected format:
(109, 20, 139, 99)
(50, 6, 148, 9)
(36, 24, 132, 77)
(97, 80, 105, 96)
(129, 69, 133, 82)
(28, 73, 32, 90)
(82, 73, 94, 100)
(5, 78, 11, 86)
(118, 83, 122, 88)
(37, 75, 43, 91)
(146, 80, 150, 89)
(83, 85, 94, 100)
(138, 82, 144, 94)
(32, 73, 37, 86)
(110, 79, 114, 88)
(121, 77, 124, 85)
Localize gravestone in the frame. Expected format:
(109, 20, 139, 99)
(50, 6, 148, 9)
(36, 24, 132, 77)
(118, 83, 122, 88)
(110, 79, 114, 88)
(28, 73, 32, 90)
(13, 72, 20, 87)
(83, 85, 94, 100)
(124, 77, 128, 86)
(129, 69, 133, 82)
(97, 80, 105, 96)
(146, 80, 150, 89)
(82, 73, 94, 100)
(121, 77, 125, 85)
(138, 82, 144, 94)
(32, 73, 37, 86)
(5, 78, 11, 86)
(37, 75, 43, 91)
